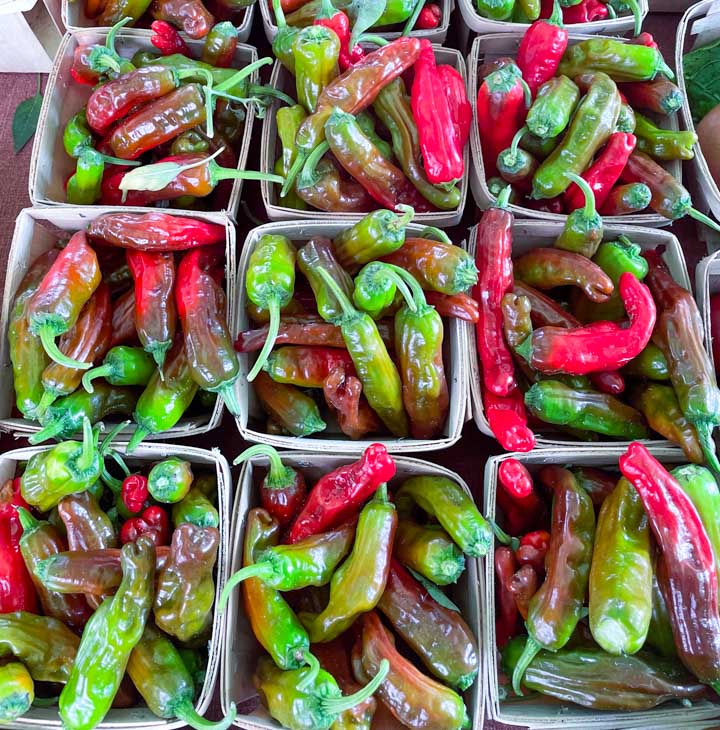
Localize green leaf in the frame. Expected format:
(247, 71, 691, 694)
(406, 566, 461, 612)
(349, 0, 387, 48)
(13, 75, 43, 154)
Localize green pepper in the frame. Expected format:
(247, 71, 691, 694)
(356, 112, 394, 162)
(374, 0, 422, 25)
(395, 476, 493, 557)
(511, 466, 595, 695)
(353, 262, 402, 319)
(559, 39, 674, 83)
(63, 109, 93, 158)
(66, 148, 104, 205)
(201, 20, 238, 67)
(98, 0, 152, 26)
(616, 103, 636, 133)
(276, 104, 308, 211)
(294, 25, 340, 113)
(533, 72, 621, 199)
(646, 556, 677, 658)
(476, 0, 513, 20)
(272, 0, 301, 72)
(220, 522, 355, 605)
(299, 484, 397, 643)
(0, 662, 33, 723)
(297, 236, 354, 324)
(394, 519, 465, 586)
(82, 345, 155, 393)
(527, 76, 580, 140)
(317, 268, 408, 437)
(497, 127, 538, 187)
(172, 487, 219, 529)
(246, 234, 296, 382)
(171, 130, 210, 156)
(622, 342, 669, 380)
(554, 173, 603, 258)
(589, 478, 652, 655)
(128, 622, 236, 730)
(525, 380, 649, 439)
(607, 0, 642, 35)
(148, 457, 194, 504)
(373, 78, 461, 212)
(634, 111, 698, 161)
(520, 129, 560, 160)
(254, 371, 327, 436)
(178, 647, 207, 694)
(255, 654, 389, 730)
(59, 537, 156, 730)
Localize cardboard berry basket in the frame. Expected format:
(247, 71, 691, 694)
(29, 30, 258, 221)
(232, 220, 470, 454)
(467, 219, 692, 448)
(468, 31, 683, 227)
(0, 206, 236, 442)
(0, 440, 231, 730)
(221, 451, 484, 730)
(259, 44, 470, 227)
(483, 444, 720, 729)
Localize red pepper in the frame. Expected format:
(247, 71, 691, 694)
(415, 3, 441, 29)
(424, 291, 479, 323)
(711, 293, 720, 370)
(313, 0, 363, 71)
(517, 273, 656, 375)
(588, 370, 625, 395)
(121, 475, 149, 515)
(517, 0, 568, 98)
(476, 63, 530, 179)
(496, 487, 543, 535)
(520, 529, 550, 551)
(70, 45, 100, 86)
(437, 64, 472, 149)
(561, 0, 608, 23)
(483, 384, 536, 453)
(498, 458, 534, 499)
(630, 32, 659, 51)
(494, 546, 519, 647)
(0, 479, 38, 613)
(150, 20, 192, 57)
(120, 506, 170, 546)
(286, 444, 396, 543)
(323, 368, 381, 440)
(509, 565, 539, 620)
(411, 40, 464, 185)
(516, 532, 550, 577)
(564, 133, 637, 212)
(473, 188, 517, 397)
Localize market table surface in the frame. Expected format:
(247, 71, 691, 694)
(0, 9, 706, 730)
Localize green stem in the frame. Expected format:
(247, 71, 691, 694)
(419, 226, 452, 243)
(548, 0, 562, 27)
(218, 382, 241, 417)
(688, 207, 720, 236)
(606, 3, 616, 17)
(209, 160, 283, 186)
(491, 520, 519, 551)
(322, 659, 390, 714)
(75, 417, 95, 473)
(82, 363, 112, 393)
(387, 204, 414, 232)
(36, 390, 57, 418)
(318, 0, 336, 18)
(247, 298, 280, 382)
(383, 263, 427, 311)
(28, 419, 64, 445)
(175, 699, 237, 730)
(215, 58, 272, 94)
(99, 153, 140, 167)
(282, 149, 309, 197)
(317, 267, 357, 319)
(402, 0, 426, 35)
(658, 56, 675, 81)
(101, 461, 123, 494)
(695, 422, 720, 473)
(126, 426, 149, 453)
(508, 125, 527, 162)
(100, 419, 131, 457)
(358, 34, 389, 46)
(219, 562, 273, 610)
(511, 636, 541, 697)
(519, 76, 532, 109)
(567, 172, 597, 220)
(375, 482, 388, 502)
(297, 651, 321, 692)
(249, 84, 296, 107)
(624, 0, 642, 36)
(107, 448, 131, 476)
(297, 141, 330, 189)
(272, 0, 288, 29)
(106, 17, 132, 57)
(494, 184, 513, 209)
(233, 444, 291, 487)
(39, 327, 92, 370)
(372, 265, 418, 313)
(16, 505, 39, 532)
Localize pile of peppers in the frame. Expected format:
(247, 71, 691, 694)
(494, 448, 720, 713)
(0, 437, 228, 729)
(8, 212, 240, 450)
(238, 208, 479, 440)
(224, 443, 485, 729)
(62, 19, 285, 208)
(476, 0, 643, 29)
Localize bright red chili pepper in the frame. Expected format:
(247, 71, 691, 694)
(411, 40, 464, 185)
(119, 506, 170, 546)
(520, 529, 550, 551)
(121, 475, 149, 515)
(516, 530, 550, 576)
(70, 45, 99, 86)
(483, 384, 536, 453)
(437, 64, 471, 149)
(287, 443, 396, 543)
(561, 0, 608, 23)
(150, 20, 191, 57)
(495, 546, 519, 648)
(564, 132, 637, 212)
(630, 32, 659, 51)
(415, 3, 441, 29)
(517, 0, 568, 98)
(313, 1, 362, 71)
(498, 458, 534, 499)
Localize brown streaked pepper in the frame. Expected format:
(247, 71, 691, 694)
(509, 564, 539, 620)
(513, 280, 581, 329)
(111, 288, 138, 347)
(150, 0, 214, 39)
(296, 158, 373, 213)
(570, 467, 618, 508)
(322, 367, 381, 440)
(254, 371, 326, 437)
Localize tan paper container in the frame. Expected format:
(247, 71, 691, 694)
(0, 206, 236, 442)
(221, 452, 484, 730)
(677, 0, 720, 224)
(258, 0, 452, 45)
(29, 30, 258, 221)
(483, 445, 720, 729)
(233, 220, 469, 454)
(260, 45, 470, 227)
(458, 0, 646, 35)
(468, 32, 682, 227)
(697, 249, 720, 376)
(62, 3, 255, 42)
(467, 220, 692, 447)
(1, 441, 231, 730)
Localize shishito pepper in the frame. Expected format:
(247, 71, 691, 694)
(275, 104, 308, 211)
(497, 128, 538, 188)
(623, 342, 669, 381)
(619, 78, 683, 116)
(265, 346, 354, 388)
(517, 1, 567, 98)
(599, 182, 652, 216)
(296, 157, 373, 212)
(294, 25, 340, 113)
(634, 112, 697, 161)
(511, 466, 595, 696)
(148, 458, 193, 504)
(647, 558, 676, 658)
(201, 21, 237, 67)
(128, 622, 236, 730)
(172, 487, 219, 529)
(394, 519, 465, 586)
(66, 148, 105, 205)
(503, 637, 707, 710)
(299, 484, 396, 643)
(149, 0, 214, 39)
(82, 346, 154, 393)
(298, 237, 354, 324)
(588, 478, 652, 655)
(253, 371, 327, 436)
(59, 537, 156, 730)
(526, 75, 579, 140)
(26, 231, 101, 370)
(59, 491, 117, 552)
(395, 476, 492, 557)
(0, 662, 33, 723)
(323, 368, 381, 440)
(554, 173, 603, 258)
(154, 523, 219, 642)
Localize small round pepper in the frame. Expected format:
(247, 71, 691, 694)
(148, 458, 194, 504)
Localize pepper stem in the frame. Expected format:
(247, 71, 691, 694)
(175, 699, 237, 730)
(624, 0, 642, 36)
(491, 520, 520, 551)
(36, 389, 58, 418)
(519, 76, 532, 108)
(209, 160, 283, 186)
(402, 0, 426, 35)
(511, 636, 541, 696)
(494, 184, 513, 209)
(28, 419, 64, 445)
(75, 417, 96, 473)
(218, 382, 241, 417)
(418, 226, 452, 244)
(233, 444, 294, 488)
(248, 84, 296, 107)
(106, 17, 132, 57)
(317, 267, 357, 319)
(694, 422, 720, 473)
(688, 207, 720, 236)
(515, 336, 533, 364)
(283, 149, 309, 197)
(82, 363, 112, 393)
(384, 263, 427, 311)
(297, 141, 330, 190)
(606, 3, 616, 17)
(248, 298, 280, 382)
(387, 204, 414, 232)
(318, 0, 336, 19)
(272, 0, 288, 29)
(16, 505, 40, 532)
(100, 420, 131, 459)
(548, 0, 563, 27)
(356, 34, 389, 46)
(218, 562, 273, 610)
(297, 651, 321, 692)
(322, 659, 390, 714)
(508, 125, 527, 162)
(39, 327, 92, 370)
(567, 172, 597, 221)
(367, 264, 418, 314)
(657, 55, 675, 81)
(374, 482, 388, 502)
(127, 426, 150, 453)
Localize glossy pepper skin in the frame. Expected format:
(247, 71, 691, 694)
(201, 21, 238, 67)
(503, 637, 707, 710)
(111, 288, 137, 347)
(589, 477, 652, 655)
(634, 111, 697, 161)
(66, 148, 106, 206)
(527, 75, 579, 140)
(623, 342, 669, 381)
(298, 237, 354, 324)
(82, 345, 154, 393)
(323, 367, 381, 440)
(0, 662, 33, 723)
(294, 25, 340, 113)
(554, 173, 603, 257)
(483, 384, 536, 452)
(121, 505, 171, 546)
(360, 610, 470, 730)
(148, 457, 193, 504)
(265, 346, 354, 388)
(599, 182, 652, 216)
(172, 487, 219, 529)
(313, 0, 360, 72)
(253, 371, 326, 437)
(60, 491, 117, 552)
(150, 0, 214, 39)
(395, 518, 465, 586)
(619, 78, 683, 116)
(619, 443, 720, 694)
(647, 557, 676, 659)
(59, 538, 155, 730)
(511, 466, 595, 695)
(378, 559, 478, 690)
(26, 231, 101, 370)
(395, 476, 492, 557)
(570, 468, 616, 508)
(296, 157, 373, 212)
(98, 0, 152, 22)
(275, 104, 308, 211)
(8, 249, 58, 419)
